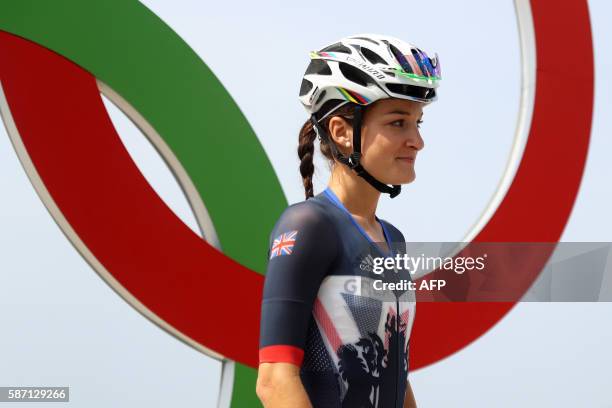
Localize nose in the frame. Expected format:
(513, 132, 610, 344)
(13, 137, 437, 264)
(405, 128, 424, 151)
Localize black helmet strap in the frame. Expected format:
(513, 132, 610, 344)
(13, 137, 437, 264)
(310, 104, 401, 198)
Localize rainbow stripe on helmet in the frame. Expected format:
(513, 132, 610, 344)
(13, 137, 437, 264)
(337, 87, 370, 104)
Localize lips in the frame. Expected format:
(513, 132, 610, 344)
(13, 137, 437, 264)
(396, 156, 416, 163)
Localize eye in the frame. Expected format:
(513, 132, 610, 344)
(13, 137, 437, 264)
(390, 119, 404, 127)
(417, 119, 424, 129)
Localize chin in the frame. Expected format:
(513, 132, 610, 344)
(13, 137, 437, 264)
(385, 172, 416, 185)
(400, 175, 416, 185)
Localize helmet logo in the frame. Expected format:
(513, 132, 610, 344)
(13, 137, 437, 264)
(346, 56, 385, 80)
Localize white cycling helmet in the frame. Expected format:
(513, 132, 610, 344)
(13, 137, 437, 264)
(299, 34, 442, 198)
(299, 33, 441, 120)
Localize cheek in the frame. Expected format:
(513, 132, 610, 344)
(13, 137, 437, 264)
(363, 132, 397, 163)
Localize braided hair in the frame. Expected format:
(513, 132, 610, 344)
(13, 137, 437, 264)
(297, 102, 356, 199)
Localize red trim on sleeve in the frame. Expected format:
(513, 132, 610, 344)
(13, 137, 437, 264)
(259, 345, 304, 366)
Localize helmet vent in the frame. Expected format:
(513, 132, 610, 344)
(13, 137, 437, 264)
(315, 90, 327, 105)
(386, 83, 435, 100)
(320, 42, 351, 54)
(299, 79, 313, 96)
(338, 62, 375, 88)
(360, 47, 388, 65)
(305, 59, 332, 76)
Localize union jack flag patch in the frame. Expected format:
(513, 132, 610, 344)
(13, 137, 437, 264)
(270, 230, 298, 259)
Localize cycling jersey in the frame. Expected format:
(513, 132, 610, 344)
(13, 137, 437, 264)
(259, 187, 416, 408)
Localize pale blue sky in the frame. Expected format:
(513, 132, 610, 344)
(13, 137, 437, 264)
(1, 1, 611, 406)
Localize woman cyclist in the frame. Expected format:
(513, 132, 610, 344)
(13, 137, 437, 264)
(256, 33, 441, 408)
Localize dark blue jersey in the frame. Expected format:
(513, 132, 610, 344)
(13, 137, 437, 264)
(259, 187, 416, 408)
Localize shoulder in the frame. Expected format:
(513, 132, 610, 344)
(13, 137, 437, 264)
(267, 198, 339, 263)
(270, 198, 339, 242)
(276, 198, 330, 226)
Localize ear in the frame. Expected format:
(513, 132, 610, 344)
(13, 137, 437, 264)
(328, 116, 353, 150)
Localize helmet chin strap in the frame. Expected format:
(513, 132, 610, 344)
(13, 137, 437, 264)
(311, 105, 401, 198)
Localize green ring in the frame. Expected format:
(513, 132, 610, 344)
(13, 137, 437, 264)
(1, 1, 287, 406)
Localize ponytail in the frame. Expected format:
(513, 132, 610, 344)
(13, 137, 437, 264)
(297, 103, 356, 200)
(298, 120, 316, 199)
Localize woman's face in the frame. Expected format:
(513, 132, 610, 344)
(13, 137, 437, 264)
(357, 98, 425, 185)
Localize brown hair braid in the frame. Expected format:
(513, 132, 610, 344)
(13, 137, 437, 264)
(297, 103, 356, 199)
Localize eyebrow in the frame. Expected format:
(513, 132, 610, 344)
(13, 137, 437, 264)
(384, 110, 412, 116)
(384, 109, 424, 119)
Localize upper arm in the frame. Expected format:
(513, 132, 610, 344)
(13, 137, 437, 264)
(259, 202, 338, 367)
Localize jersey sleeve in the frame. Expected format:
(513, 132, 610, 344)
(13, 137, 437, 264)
(259, 201, 338, 366)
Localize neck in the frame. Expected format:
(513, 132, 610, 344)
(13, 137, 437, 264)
(327, 163, 381, 224)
